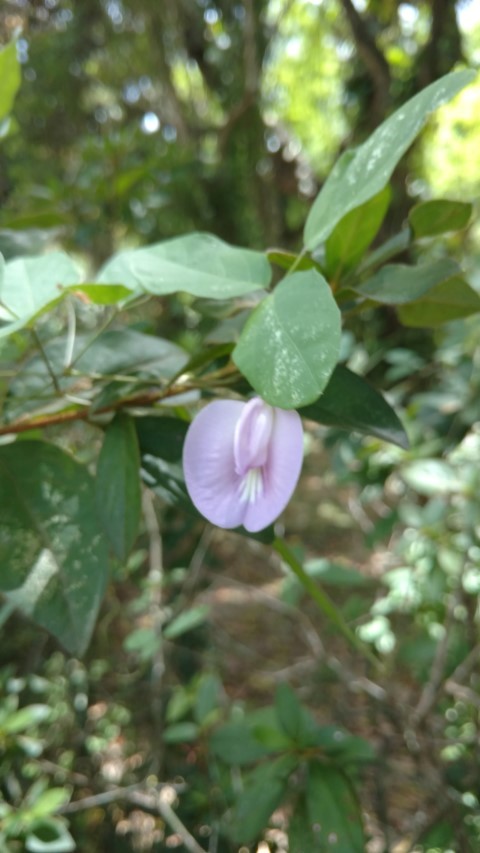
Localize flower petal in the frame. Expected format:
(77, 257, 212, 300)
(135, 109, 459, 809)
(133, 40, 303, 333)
(243, 408, 304, 532)
(183, 400, 247, 528)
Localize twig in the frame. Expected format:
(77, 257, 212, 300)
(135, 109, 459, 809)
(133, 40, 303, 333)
(410, 594, 456, 726)
(273, 537, 383, 670)
(0, 381, 198, 436)
(59, 782, 182, 814)
(31, 329, 61, 395)
(142, 489, 166, 774)
(128, 788, 208, 853)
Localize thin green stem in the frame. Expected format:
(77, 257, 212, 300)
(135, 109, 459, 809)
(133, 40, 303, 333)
(31, 329, 61, 395)
(284, 246, 308, 278)
(273, 538, 382, 670)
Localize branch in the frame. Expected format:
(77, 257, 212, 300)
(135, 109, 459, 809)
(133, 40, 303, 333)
(0, 381, 197, 437)
(339, 0, 390, 122)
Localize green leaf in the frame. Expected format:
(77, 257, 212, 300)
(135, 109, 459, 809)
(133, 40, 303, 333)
(1, 704, 51, 735)
(0, 441, 109, 656)
(230, 755, 296, 844)
(162, 722, 199, 743)
(0, 253, 81, 336)
(266, 250, 323, 274)
(136, 416, 188, 462)
(209, 720, 274, 766)
(95, 413, 141, 562)
(397, 276, 480, 326)
(26, 819, 75, 853)
(0, 42, 21, 123)
(300, 365, 408, 448)
(274, 683, 305, 742)
(233, 269, 341, 408)
(401, 459, 461, 496)
(193, 673, 222, 725)
(163, 605, 210, 639)
(289, 796, 322, 853)
(71, 283, 133, 304)
(356, 258, 459, 304)
(8, 330, 189, 417)
(325, 187, 390, 280)
(409, 199, 472, 238)
(97, 232, 271, 299)
(29, 789, 70, 820)
(306, 763, 365, 852)
(304, 69, 476, 249)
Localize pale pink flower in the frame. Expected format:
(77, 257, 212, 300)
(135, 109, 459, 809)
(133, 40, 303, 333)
(183, 397, 303, 532)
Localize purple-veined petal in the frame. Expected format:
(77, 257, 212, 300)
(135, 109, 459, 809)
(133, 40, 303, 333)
(242, 407, 303, 532)
(183, 399, 247, 528)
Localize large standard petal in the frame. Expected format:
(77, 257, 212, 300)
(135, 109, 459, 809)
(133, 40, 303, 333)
(243, 408, 303, 532)
(183, 400, 246, 529)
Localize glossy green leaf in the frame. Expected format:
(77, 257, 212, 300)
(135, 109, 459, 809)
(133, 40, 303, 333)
(95, 413, 141, 562)
(409, 199, 472, 238)
(325, 186, 390, 280)
(97, 232, 271, 299)
(230, 755, 296, 843)
(304, 69, 476, 249)
(306, 763, 365, 852)
(0, 441, 109, 655)
(233, 269, 341, 408)
(300, 365, 408, 448)
(357, 259, 459, 304)
(397, 276, 480, 326)
(0, 41, 21, 123)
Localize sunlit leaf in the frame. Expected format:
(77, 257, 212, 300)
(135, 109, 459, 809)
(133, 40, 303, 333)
(304, 69, 476, 249)
(409, 199, 472, 237)
(0, 41, 21, 123)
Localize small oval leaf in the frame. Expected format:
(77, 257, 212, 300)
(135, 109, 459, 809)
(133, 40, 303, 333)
(233, 269, 341, 408)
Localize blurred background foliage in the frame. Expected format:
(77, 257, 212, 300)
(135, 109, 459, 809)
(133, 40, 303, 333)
(1, 0, 480, 851)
